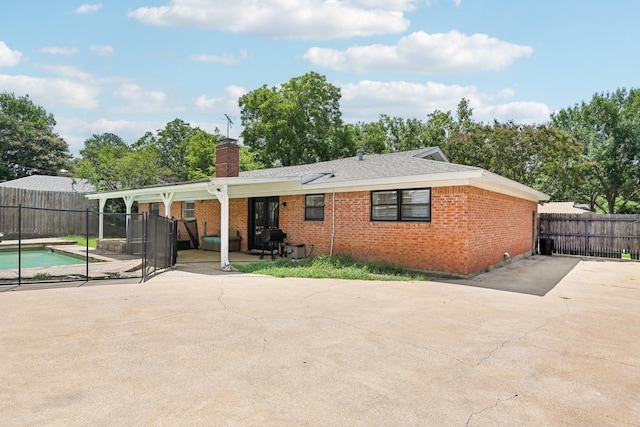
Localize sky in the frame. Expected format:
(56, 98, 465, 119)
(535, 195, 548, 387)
(1, 1, 638, 158)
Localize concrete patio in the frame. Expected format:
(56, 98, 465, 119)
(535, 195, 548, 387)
(0, 256, 638, 426)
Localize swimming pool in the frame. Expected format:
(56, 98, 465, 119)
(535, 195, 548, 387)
(0, 248, 96, 270)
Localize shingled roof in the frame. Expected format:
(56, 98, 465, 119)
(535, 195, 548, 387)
(239, 147, 478, 185)
(0, 175, 95, 193)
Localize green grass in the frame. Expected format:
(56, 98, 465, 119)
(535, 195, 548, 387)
(233, 254, 425, 281)
(61, 235, 98, 248)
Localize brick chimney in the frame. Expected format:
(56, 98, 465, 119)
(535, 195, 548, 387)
(216, 138, 240, 177)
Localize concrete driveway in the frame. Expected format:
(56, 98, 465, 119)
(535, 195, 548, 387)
(1, 258, 639, 426)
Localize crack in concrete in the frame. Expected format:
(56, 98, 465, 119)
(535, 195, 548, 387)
(465, 392, 519, 426)
(476, 301, 571, 366)
(298, 315, 467, 366)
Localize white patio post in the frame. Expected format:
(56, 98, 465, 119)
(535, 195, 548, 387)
(98, 197, 107, 240)
(123, 195, 135, 233)
(207, 182, 230, 269)
(160, 192, 175, 217)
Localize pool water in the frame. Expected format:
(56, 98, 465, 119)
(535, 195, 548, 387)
(0, 249, 94, 270)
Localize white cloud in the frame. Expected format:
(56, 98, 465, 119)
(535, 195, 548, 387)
(0, 41, 22, 67)
(111, 83, 184, 114)
(40, 46, 80, 55)
(475, 102, 550, 125)
(57, 116, 158, 155)
(128, 0, 410, 39)
(34, 64, 94, 80)
(73, 3, 102, 14)
(90, 45, 114, 56)
(0, 74, 100, 109)
(190, 51, 247, 66)
(340, 80, 480, 122)
(338, 80, 549, 125)
(305, 30, 532, 73)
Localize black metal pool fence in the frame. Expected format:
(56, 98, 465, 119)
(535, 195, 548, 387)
(0, 204, 178, 287)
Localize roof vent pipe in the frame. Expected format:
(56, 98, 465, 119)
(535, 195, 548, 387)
(357, 148, 364, 161)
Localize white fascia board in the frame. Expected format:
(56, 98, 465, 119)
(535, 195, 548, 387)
(212, 176, 301, 186)
(301, 169, 548, 202)
(475, 170, 549, 202)
(85, 176, 302, 202)
(84, 181, 211, 200)
(301, 170, 485, 192)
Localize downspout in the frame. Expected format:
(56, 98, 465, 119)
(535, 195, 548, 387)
(330, 192, 335, 256)
(207, 182, 231, 269)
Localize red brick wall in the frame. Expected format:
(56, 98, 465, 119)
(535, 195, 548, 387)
(279, 186, 536, 276)
(139, 199, 249, 250)
(139, 185, 537, 276)
(466, 187, 537, 274)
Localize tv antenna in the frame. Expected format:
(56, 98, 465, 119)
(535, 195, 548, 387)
(224, 114, 233, 138)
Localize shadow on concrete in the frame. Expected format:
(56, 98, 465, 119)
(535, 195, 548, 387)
(438, 255, 581, 296)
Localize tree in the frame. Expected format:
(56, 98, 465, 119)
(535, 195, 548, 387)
(347, 100, 472, 155)
(0, 92, 71, 179)
(76, 133, 132, 191)
(552, 88, 640, 213)
(132, 119, 201, 182)
(185, 130, 220, 180)
(239, 71, 355, 166)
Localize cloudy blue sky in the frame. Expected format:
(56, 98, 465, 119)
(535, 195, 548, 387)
(1, 1, 638, 157)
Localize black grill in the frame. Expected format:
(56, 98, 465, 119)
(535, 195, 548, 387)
(261, 228, 286, 243)
(260, 228, 287, 259)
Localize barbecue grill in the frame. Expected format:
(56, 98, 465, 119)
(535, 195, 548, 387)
(260, 228, 287, 260)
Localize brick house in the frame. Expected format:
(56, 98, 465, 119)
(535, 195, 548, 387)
(87, 141, 548, 276)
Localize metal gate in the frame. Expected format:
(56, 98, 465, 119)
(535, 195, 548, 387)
(143, 214, 178, 279)
(538, 213, 640, 259)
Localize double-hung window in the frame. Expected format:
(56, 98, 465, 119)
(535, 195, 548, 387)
(182, 201, 195, 219)
(371, 188, 431, 222)
(305, 194, 325, 221)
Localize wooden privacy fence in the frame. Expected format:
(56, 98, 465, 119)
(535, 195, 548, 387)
(0, 187, 98, 238)
(539, 213, 640, 259)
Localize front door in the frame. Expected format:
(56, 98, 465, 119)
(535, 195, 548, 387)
(248, 197, 280, 250)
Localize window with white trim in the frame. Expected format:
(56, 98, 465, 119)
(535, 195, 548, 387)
(371, 188, 431, 222)
(182, 201, 195, 219)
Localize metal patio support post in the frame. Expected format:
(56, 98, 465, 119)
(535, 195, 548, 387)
(98, 197, 107, 240)
(18, 204, 22, 286)
(160, 192, 175, 218)
(123, 195, 135, 235)
(207, 182, 230, 269)
(85, 208, 90, 280)
(142, 212, 147, 282)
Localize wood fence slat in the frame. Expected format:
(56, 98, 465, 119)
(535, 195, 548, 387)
(539, 213, 640, 259)
(0, 187, 98, 238)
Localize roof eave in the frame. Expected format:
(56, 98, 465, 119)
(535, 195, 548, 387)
(302, 169, 549, 202)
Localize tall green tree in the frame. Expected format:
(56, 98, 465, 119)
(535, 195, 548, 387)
(445, 121, 584, 199)
(133, 119, 200, 182)
(76, 132, 171, 192)
(0, 92, 71, 179)
(76, 133, 131, 191)
(239, 71, 355, 166)
(552, 88, 640, 213)
(185, 130, 220, 180)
